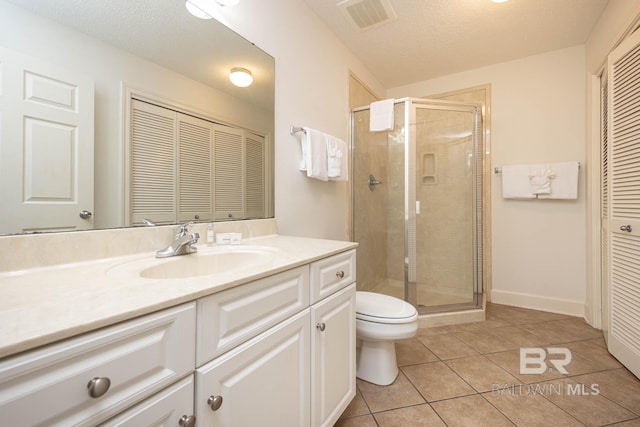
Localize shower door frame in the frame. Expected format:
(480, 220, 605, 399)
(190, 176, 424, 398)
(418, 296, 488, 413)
(351, 97, 484, 315)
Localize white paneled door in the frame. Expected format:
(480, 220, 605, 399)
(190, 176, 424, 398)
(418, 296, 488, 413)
(606, 28, 640, 378)
(0, 47, 94, 233)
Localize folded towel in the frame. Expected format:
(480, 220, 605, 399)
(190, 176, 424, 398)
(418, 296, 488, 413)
(501, 164, 535, 199)
(327, 136, 348, 181)
(299, 127, 328, 181)
(538, 161, 579, 199)
(370, 99, 395, 132)
(528, 165, 556, 195)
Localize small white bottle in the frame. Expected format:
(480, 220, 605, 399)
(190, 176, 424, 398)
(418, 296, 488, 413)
(206, 223, 214, 246)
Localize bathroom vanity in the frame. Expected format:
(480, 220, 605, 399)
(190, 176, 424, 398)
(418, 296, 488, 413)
(0, 235, 357, 427)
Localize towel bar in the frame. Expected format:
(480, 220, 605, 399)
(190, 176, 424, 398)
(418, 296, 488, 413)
(289, 126, 305, 135)
(494, 162, 581, 174)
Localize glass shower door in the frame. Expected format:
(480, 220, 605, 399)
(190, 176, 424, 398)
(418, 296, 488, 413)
(407, 103, 482, 311)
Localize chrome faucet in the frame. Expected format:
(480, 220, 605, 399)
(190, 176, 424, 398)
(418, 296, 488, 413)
(156, 221, 200, 258)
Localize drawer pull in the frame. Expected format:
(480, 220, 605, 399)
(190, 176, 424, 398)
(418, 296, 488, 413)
(316, 322, 326, 332)
(179, 415, 197, 427)
(87, 377, 111, 398)
(207, 395, 224, 411)
(336, 270, 345, 279)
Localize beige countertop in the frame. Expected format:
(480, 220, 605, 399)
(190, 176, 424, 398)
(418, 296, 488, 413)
(0, 234, 357, 359)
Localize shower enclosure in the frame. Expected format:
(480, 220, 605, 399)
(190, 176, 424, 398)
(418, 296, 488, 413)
(352, 98, 484, 314)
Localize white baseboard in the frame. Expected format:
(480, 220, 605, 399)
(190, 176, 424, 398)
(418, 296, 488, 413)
(491, 289, 585, 318)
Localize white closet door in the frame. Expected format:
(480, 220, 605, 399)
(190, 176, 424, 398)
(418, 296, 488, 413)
(607, 28, 640, 378)
(178, 113, 212, 222)
(601, 74, 610, 343)
(130, 100, 177, 225)
(213, 124, 244, 220)
(0, 47, 94, 233)
(245, 132, 265, 219)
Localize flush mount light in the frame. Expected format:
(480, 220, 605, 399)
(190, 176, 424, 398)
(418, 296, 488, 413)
(229, 68, 253, 87)
(216, 0, 240, 6)
(185, 0, 212, 19)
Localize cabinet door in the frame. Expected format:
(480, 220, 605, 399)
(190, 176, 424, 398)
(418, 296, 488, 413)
(311, 283, 356, 427)
(195, 310, 310, 427)
(99, 375, 195, 427)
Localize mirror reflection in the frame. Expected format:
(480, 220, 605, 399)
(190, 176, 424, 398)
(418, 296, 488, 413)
(0, 0, 275, 235)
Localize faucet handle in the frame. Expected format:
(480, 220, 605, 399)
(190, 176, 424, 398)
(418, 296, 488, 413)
(174, 221, 195, 238)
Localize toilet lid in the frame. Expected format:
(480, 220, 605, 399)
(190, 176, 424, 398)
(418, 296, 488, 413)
(356, 291, 417, 324)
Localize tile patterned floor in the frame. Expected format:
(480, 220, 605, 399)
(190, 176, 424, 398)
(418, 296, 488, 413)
(336, 303, 640, 427)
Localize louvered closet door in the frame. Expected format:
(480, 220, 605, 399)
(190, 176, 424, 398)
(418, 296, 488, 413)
(213, 125, 244, 220)
(601, 73, 610, 343)
(130, 100, 177, 225)
(178, 113, 212, 222)
(245, 133, 266, 219)
(607, 28, 640, 378)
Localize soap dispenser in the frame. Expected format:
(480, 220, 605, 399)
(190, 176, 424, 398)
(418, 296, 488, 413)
(206, 223, 214, 246)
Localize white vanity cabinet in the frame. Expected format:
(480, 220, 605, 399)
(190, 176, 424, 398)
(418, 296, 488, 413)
(195, 249, 356, 427)
(311, 284, 356, 427)
(0, 303, 196, 427)
(0, 244, 356, 427)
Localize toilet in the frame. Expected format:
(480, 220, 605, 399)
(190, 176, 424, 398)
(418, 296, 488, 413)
(355, 291, 418, 386)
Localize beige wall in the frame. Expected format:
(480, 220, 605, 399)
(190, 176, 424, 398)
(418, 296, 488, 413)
(220, 0, 384, 241)
(389, 45, 588, 316)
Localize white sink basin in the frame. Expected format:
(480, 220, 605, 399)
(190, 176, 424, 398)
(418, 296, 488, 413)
(108, 246, 278, 280)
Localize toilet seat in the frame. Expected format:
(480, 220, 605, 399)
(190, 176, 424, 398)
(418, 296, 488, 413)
(356, 291, 418, 324)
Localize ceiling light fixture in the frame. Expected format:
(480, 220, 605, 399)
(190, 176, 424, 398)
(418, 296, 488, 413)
(185, 1, 212, 19)
(229, 68, 253, 87)
(216, 0, 240, 6)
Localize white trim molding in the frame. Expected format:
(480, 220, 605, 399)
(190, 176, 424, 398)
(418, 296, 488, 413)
(491, 289, 585, 318)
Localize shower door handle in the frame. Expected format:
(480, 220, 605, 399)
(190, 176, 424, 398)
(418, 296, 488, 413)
(367, 174, 383, 191)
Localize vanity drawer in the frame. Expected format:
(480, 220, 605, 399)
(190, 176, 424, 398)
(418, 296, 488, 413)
(100, 375, 195, 427)
(0, 303, 196, 427)
(310, 249, 356, 304)
(196, 265, 309, 366)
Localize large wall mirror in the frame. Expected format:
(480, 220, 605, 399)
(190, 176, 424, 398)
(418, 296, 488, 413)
(0, 0, 275, 235)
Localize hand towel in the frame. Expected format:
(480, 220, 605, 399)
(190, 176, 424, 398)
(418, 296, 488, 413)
(528, 165, 555, 195)
(538, 161, 579, 199)
(501, 164, 535, 199)
(327, 135, 348, 181)
(299, 127, 328, 181)
(370, 99, 395, 132)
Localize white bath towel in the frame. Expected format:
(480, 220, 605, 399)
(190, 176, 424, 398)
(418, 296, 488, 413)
(528, 165, 555, 195)
(370, 98, 395, 132)
(299, 127, 328, 181)
(501, 164, 535, 199)
(538, 161, 579, 199)
(327, 135, 348, 181)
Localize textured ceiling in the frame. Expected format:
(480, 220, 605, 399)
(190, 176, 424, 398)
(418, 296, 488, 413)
(303, 0, 609, 88)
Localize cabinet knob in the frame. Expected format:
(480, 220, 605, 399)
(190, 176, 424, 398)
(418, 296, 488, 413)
(620, 225, 632, 232)
(207, 395, 223, 411)
(79, 210, 93, 220)
(87, 377, 111, 398)
(316, 322, 326, 332)
(336, 270, 345, 279)
(179, 415, 197, 427)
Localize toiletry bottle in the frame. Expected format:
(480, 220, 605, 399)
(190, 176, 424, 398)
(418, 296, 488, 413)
(207, 223, 214, 246)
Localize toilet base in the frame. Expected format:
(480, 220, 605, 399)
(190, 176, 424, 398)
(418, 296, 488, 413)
(356, 339, 399, 386)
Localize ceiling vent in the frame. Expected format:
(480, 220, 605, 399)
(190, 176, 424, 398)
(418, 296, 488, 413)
(337, 0, 398, 32)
